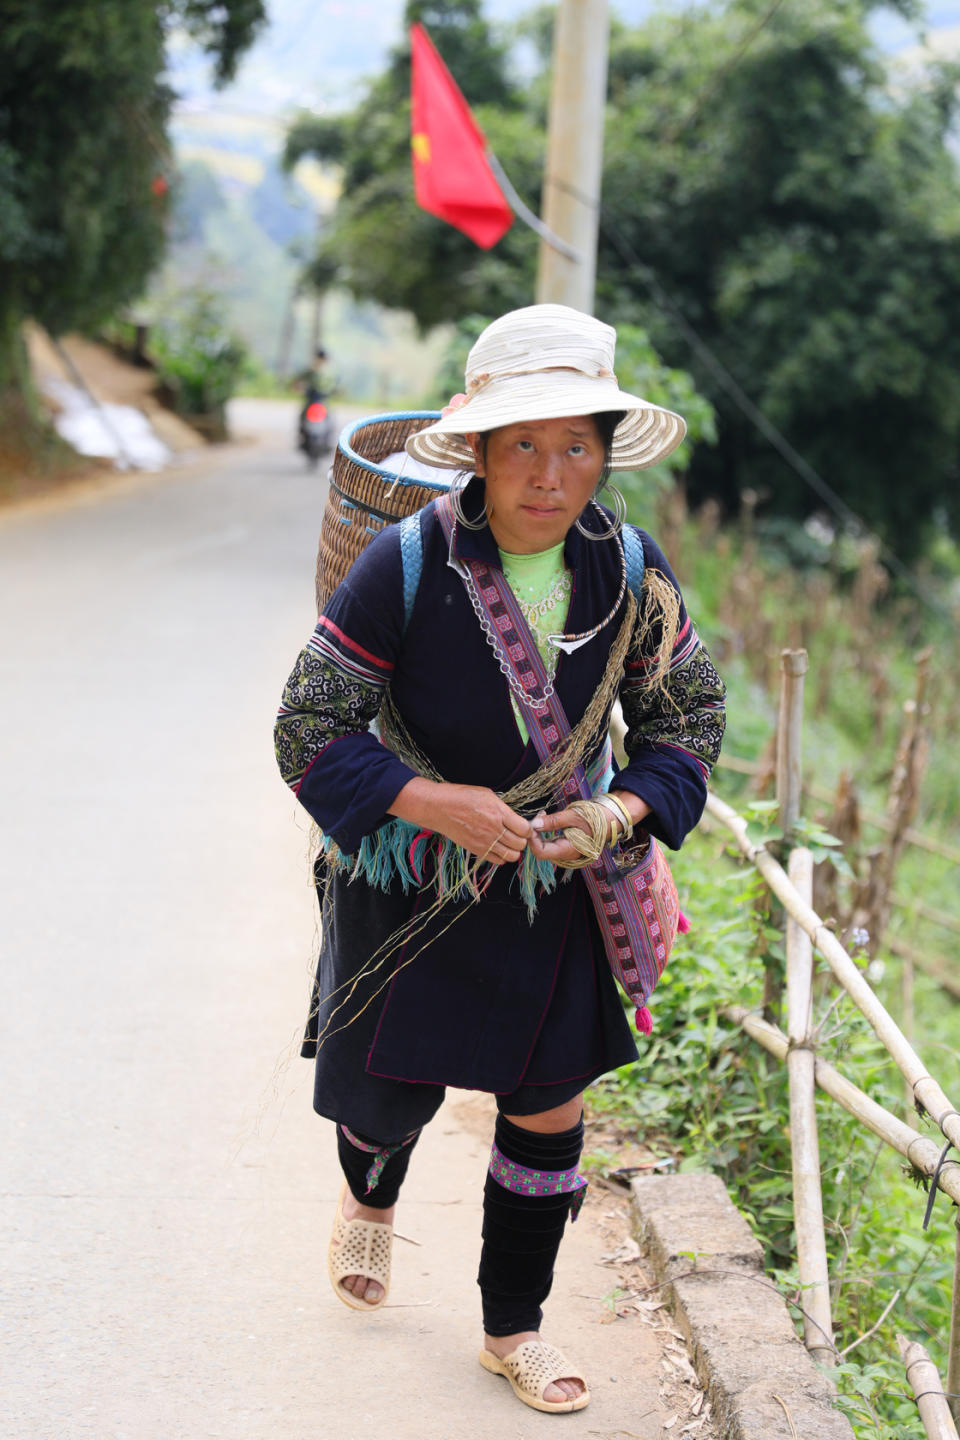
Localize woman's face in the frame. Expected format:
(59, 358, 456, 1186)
(467, 415, 605, 554)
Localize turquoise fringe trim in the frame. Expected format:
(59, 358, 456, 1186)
(322, 734, 616, 921)
(322, 817, 559, 921)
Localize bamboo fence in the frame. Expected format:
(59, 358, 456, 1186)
(898, 1336, 960, 1440)
(784, 846, 834, 1364)
(705, 787, 960, 1159)
(707, 650, 960, 1427)
(718, 735, 960, 999)
(721, 1007, 960, 1209)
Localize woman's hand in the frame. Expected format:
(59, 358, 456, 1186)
(388, 778, 533, 865)
(528, 805, 602, 866)
(441, 392, 468, 417)
(530, 790, 652, 866)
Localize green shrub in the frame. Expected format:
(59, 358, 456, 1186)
(150, 290, 246, 434)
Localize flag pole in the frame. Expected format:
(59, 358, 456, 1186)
(535, 0, 609, 314)
(485, 153, 582, 262)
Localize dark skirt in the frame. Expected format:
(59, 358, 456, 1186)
(302, 857, 638, 1143)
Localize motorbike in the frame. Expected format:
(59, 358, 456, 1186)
(298, 390, 335, 470)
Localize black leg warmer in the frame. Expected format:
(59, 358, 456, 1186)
(336, 1123, 420, 1209)
(478, 1112, 585, 1337)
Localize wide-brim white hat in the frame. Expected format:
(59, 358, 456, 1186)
(406, 303, 686, 471)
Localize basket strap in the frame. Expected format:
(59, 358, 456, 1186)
(399, 512, 424, 635)
(622, 524, 645, 604)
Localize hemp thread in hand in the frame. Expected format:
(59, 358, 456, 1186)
(555, 799, 618, 869)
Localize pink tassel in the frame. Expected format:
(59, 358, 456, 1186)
(635, 1005, 653, 1035)
(678, 910, 691, 934)
(408, 829, 431, 885)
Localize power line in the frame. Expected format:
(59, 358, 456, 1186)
(486, 151, 583, 262)
(661, 0, 793, 144)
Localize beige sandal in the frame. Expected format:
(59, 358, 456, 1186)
(328, 1183, 392, 1311)
(478, 1340, 591, 1413)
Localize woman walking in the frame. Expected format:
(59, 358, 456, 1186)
(274, 303, 725, 1413)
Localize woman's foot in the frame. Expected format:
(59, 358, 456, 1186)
(337, 1191, 395, 1305)
(483, 1330, 585, 1404)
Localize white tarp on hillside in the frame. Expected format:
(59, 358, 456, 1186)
(44, 378, 172, 472)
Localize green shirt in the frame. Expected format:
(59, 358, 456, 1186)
(498, 541, 572, 744)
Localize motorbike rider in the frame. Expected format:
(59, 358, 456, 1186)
(297, 346, 329, 416)
(296, 348, 335, 460)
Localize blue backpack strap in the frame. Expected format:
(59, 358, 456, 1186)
(399, 512, 424, 634)
(622, 524, 645, 603)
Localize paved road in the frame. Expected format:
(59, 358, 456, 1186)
(0, 402, 672, 1440)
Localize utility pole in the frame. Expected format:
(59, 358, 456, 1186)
(535, 0, 610, 315)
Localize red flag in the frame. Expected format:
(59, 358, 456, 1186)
(410, 22, 513, 250)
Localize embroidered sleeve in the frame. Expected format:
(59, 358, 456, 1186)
(620, 620, 726, 779)
(614, 532, 726, 849)
(275, 615, 393, 791)
(273, 530, 419, 854)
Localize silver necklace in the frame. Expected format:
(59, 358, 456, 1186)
(446, 505, 627, 707)
(513, 568, 572, 627)
(453, 559, 555, 710)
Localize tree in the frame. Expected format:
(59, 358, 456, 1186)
(597, 0, 960, 557)
(0, 0, 264, 437)
(287, 0, 960, 558)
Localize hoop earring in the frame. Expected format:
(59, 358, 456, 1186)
(450, 467, 488, 531)
(575, 486, 626, 541)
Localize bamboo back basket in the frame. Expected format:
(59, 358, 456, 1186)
(315, 410, 450, 612)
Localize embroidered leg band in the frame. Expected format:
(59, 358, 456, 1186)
(478, 1113, 586, 1337)
(337, 1123, 420, 1208)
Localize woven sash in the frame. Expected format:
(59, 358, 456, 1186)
(436, 495, 680, 1029)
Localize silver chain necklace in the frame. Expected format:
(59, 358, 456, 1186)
(512, 568, 572, 628)
(447, 502, 627, 709)
(456, 561, 555, 710)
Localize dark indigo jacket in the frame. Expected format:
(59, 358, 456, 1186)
(275, 485, 725, 1096)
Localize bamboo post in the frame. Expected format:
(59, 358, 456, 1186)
(854, 649, 931, 957)
(764, 650, 808, 1025)
(723, 1007, 960, 1207)
(903, 946, 916, 1116)
(785, 847, 834, 1363)
(707, 791, 960, 1160)
(898, 1335, 960, 1440)
(949, 1221, 960, 1426)
(776, 649, 808, 837)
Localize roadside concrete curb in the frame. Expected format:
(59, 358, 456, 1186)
(631, 1173, 855, 1440)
